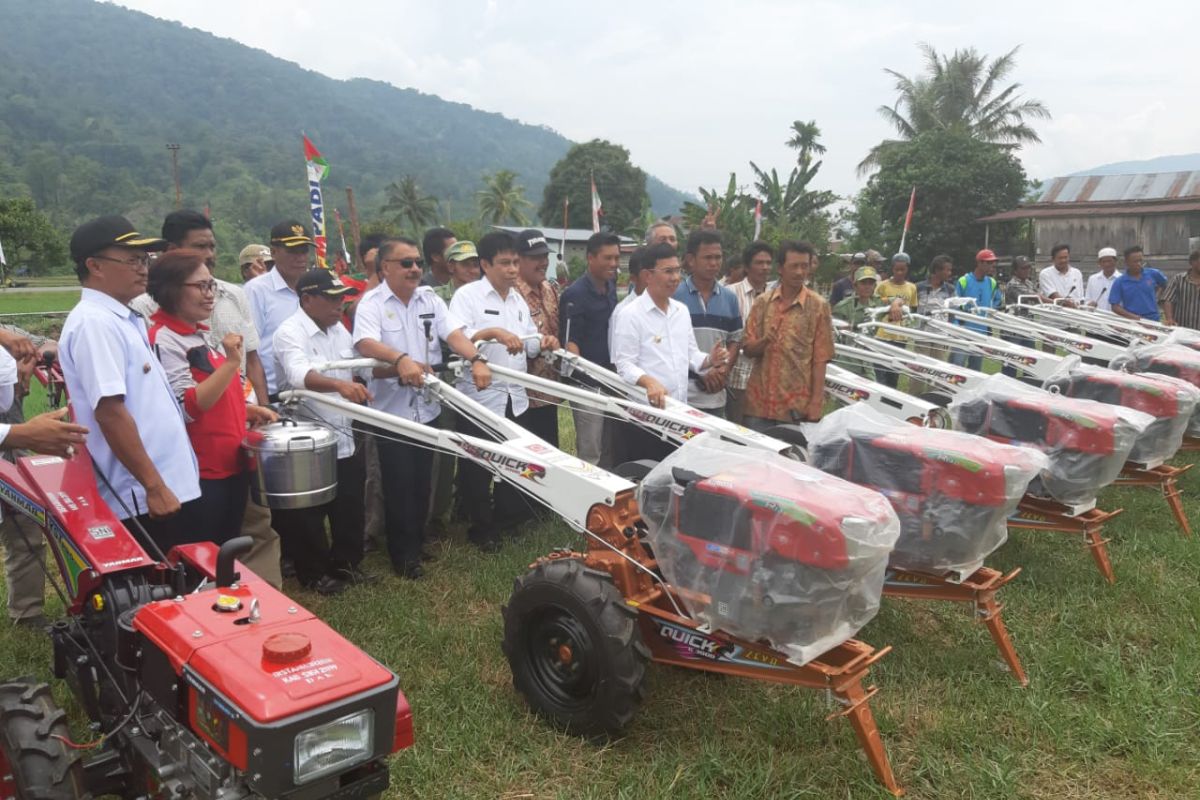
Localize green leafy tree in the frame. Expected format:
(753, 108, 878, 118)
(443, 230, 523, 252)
(860, 129, 1026, 275)
(0, 197, 67, 277)
(859, 44, 1050, 175)
(539, 140, 648, 233)
(382, 175, 439, 238)
(477, 169, 532, 226)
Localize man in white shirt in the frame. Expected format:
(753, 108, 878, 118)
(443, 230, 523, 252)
(272, 269, 370, 595)
(1038, 243, 1084, 306)
(59, 215, 201, 546)
(353, 236, 491, 577)
(611, 242, 726, 461)
(448, 231, 559, 551)
(245, 220, 313, 399)
(1085, 247, 1122, 311)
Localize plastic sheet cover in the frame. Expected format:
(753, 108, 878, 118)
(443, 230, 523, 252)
(949, 374, 1153, 506)
(1044, 364, 1200, 465)
(807, 405, 1046, 579)
(1110, 345, 1200, 437)
(637, 435, 900, 666)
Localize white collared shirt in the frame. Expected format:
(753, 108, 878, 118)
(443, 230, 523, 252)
(1039, 265, 1084, 301)
(353, 283, 464, 423)
(59, 288, 200, 515)
(273, 309, 358, 458)
(245, 268, 300, 395)
(0, 347, 17, 446)
(611, 291, 706, 403)
(608, 288, 641, 356)
(1085, 269, 1122, 311)
(448, 277, 539, 416)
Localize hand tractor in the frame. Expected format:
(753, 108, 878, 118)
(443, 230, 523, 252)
(0, 449, 412, 800)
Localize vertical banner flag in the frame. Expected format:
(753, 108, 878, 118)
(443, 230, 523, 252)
(303, 134, 330, 269)
(898, 186, 916, 253)
(333, 208, 352, 275)
(752, 199, 763, 240)
(590, 172, 602, 233)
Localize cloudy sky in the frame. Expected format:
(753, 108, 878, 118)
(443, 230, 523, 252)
(117, 0, 1199, 200)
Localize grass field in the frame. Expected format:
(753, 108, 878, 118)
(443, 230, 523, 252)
(1, 296, 1199, 797)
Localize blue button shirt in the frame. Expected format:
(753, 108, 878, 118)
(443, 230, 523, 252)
(559, 274, 618, 366)
(1109, 268, 1167, 320)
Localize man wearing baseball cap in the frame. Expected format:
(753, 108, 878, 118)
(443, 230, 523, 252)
(1085, 247, 1122, 311)
(244, 220, 313, 399)
(829, 252, 866, 306)
(58, 215, 201, 546)
(271, 268, 369, 594)
(238, 244, 272, 283)
(433, 240, 481, 303)
(952, 249, 1003, 370)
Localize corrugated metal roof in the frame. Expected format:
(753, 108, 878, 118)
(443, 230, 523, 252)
(1038, 171, 1200, 203)
(979, 198, 1200, 222)
(493, 225, 636, 244)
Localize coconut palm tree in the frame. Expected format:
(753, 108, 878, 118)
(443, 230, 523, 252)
(382, 175, 438, 236)
(785, 120, 827, 173)
(477, 169, 532, 226)
(858, 44, 1050, 175)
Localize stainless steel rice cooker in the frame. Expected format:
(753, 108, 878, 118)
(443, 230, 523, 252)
(243, 420, 338, 509)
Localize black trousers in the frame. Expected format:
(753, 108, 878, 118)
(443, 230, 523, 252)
(619, 424, 675, 466)
(272, 451, 365, 585)
(375, 435, 433, 569)
(455, 402, 534, 540)
(520, 403, 560, 449)
(122, 492, 206, 556)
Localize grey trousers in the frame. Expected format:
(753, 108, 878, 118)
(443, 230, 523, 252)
(571, 404, 606, 466)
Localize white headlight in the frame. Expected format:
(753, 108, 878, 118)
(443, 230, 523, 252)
(294, 709, 374, 784)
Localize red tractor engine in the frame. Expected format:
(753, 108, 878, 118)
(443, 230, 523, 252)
(950, 375, 1151, 506)
(0, 450, 412, 800)
(1044, 366, 1199, 465)
(1111, 345, 1200, 437)
(637, 437, 900, 666)
(807, 407, 1045, 578)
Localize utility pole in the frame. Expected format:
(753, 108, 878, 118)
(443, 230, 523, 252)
(166, 144, 182, 208)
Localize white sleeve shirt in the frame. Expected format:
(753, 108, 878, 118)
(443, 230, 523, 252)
(612, 292, 706, 403)
(245, 269, 300, 395)
(353, 284, 464, 423)
(448, 278, 539, 416)
(1085, 270, 1122, 311)
(273, 310, 357, 458)
(0, 346, 17, 447)
(1039, 265, 1084, 301)
(58, 289, 200, 515)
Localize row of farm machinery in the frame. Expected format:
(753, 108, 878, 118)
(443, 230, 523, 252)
(3, 297, 1200, 797)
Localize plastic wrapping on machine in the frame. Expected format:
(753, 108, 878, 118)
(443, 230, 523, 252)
(1043, 364, 1200, 465)
(949, 374, 1153, 506)
(807, 405, 1046, 579)
(1110, 345, 1200, 437)
(637, 435, 900, 666)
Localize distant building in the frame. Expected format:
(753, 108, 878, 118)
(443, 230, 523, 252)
(492, 226, 637, 280)
(980, 171, 1200, 273)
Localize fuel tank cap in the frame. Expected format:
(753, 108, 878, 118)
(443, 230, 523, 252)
(262, 632, 312, 663)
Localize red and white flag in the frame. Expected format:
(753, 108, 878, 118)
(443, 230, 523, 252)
(590, 173, 602, 233)
(752, 199, 763, 240)
(899, 186, 916, 253)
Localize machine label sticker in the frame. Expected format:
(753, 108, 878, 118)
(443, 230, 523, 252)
(272, 657, 340, 685)
(827, 383, 870, 402)
(88, 525, 115, 540)
(901, 362, 967, 385)
(0, 481, 48, 526)
(100, 557, 145, 569)
(48, 519, 89, 597)
(978, 345, 1035, 365)
(626, 408, 703, 440)
(654, 620, 788, 670)
(194, 693, 230, 750)
(27, 456, 64, 466)
(457, 442, 546, 483)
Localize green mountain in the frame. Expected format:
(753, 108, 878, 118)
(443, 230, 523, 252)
(0, 0, 690, 272)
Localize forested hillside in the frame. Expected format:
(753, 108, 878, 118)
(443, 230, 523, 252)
(0, 0, 688, 272)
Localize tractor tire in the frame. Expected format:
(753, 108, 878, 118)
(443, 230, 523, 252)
(0, 678, 90, 800)
(502, 559, 649, 739)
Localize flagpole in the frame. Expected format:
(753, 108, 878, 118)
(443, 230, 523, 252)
(345, 186, 363, 271)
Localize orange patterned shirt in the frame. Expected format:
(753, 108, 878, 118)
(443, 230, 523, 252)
(743, 285, 835, 422)
(516, 277, 561, 408)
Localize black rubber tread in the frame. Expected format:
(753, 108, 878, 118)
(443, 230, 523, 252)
(0, 678, 90, 800)
(501, 559, 649, 738)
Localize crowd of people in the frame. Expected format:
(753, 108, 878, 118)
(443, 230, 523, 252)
(4, 208, 1200, 623)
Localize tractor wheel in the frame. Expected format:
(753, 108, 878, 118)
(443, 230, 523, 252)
(0, 678, 89, 800)
(502, 559, 649, 738)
